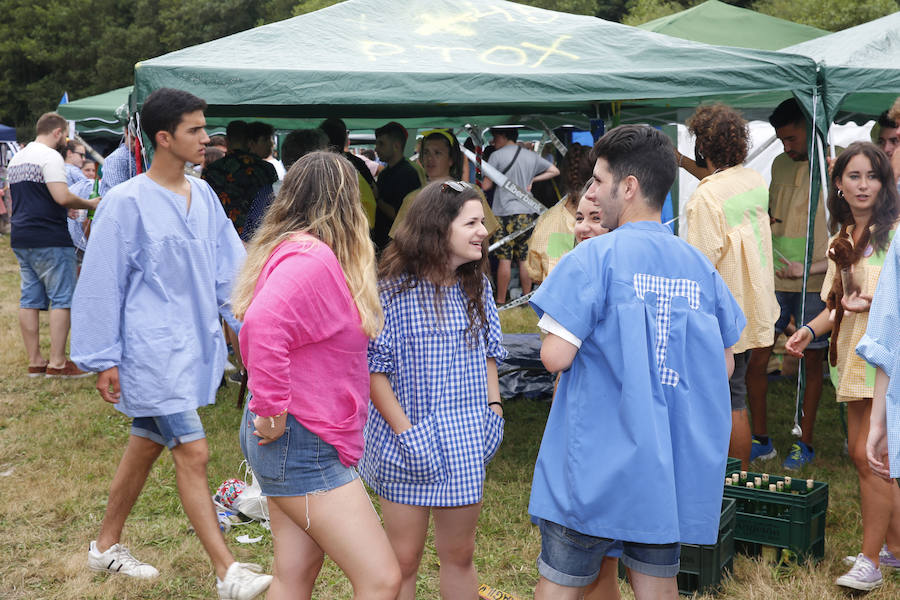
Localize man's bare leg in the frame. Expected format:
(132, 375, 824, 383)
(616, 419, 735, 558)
(628, 570, 677, 600)
(799, 348, 825, 447)
(746, 345, 774, 437)
(730, 409, 752, 470)
(47, 307, 70, 369)
(170, 438, 234, 579)
(495, 259, 512, 304)
(18, 308, 46, 368)
(96, 435, 165, 552)
(518, 260, 533, 295)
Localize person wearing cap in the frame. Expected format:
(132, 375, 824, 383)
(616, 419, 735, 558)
(373, 122, 424, 249)
(482, 126, 559, 305)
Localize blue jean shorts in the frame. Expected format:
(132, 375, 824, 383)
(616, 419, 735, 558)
(775, 291, 829, 350)
(13, 246, 77, 309)
(131, 409, 206, 449)
(537, 518, 681, 586)
(239, 403, 358, 497)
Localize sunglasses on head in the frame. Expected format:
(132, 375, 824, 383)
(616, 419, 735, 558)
(441, 180, 474, 193)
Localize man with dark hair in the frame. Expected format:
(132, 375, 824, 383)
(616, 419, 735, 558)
(529, 125, 744, 599)
(202, 119, 277, 241)
(280, 128, 328, 169)
(8, 111, 99, 378)
(318, 117, 378, 232)
(483, 126, 559, 304)
(373, 121, 424, 247)
(246, 121, 284, 180)
(71, 87, 271, 599)
(872, 110, 899, 161)
(746, 97, 830, 469)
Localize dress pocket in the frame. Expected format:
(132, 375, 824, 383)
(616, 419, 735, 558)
(376, 416, 446, 484)
(482, 406, 505, 465)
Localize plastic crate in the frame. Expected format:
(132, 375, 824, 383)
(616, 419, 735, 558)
(726, 457, 741, 477)
(618, 498, 735, 596)
(677, 497, 736, 595)
(722, 471, 828, 561)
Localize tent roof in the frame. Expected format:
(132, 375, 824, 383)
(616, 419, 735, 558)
(134, 0, 817, 123)
(57, 87, 131, 137)
(782, 11, 900, 122)
(638, 0, 828, 51)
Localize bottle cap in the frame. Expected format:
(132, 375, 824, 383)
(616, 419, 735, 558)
(807, 479, 814, 490)
(746, 482, 754, 488)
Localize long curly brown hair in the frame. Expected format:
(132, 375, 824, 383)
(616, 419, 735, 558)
(686, 103, 750, 169)
(378, 181, 489, 343)
(827, 141, 899, 254)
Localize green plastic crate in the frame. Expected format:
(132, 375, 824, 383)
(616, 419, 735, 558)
(726, 457, 741, 477)
(722, 471, 828, 561)
(619, 498, 736, 595)
(677, 497, 736, 595)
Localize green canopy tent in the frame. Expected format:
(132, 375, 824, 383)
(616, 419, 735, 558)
(638, 0, 828, 51)
(57, 86, 131, 138)
(782, 11, 900, 127)
(132, 0, 818, 125)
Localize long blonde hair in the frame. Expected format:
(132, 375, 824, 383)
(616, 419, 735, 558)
(231, 151, 382, 337)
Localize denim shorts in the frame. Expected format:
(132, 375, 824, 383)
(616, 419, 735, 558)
(537, 518, 680, 586)
(131, 409, 206, 449)
(13, 246, 77, 309)
(239, 403, 358, 497)
(775, 291, 829, 350)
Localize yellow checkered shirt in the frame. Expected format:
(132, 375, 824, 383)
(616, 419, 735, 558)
(821, 223, 898, 401)
(686, 166, 778, 353)
(525, 199, 575, 283)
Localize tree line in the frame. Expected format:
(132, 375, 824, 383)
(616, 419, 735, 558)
(1, 0, 896, 138)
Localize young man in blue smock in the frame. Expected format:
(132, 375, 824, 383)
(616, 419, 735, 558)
(70, 88, 271, 600)
(529, 125, 745, 599)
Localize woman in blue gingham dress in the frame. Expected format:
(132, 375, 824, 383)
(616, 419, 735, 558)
(358, 180, 507, 598)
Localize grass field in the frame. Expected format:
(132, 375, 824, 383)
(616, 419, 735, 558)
(1, 237, 898, 599)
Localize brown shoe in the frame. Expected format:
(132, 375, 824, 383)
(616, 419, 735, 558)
(45, 360, 91, 379)
(27, 365, 47, 378)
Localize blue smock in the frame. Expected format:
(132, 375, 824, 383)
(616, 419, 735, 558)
(71, 174, 245, 417)
(529, 221, 744, 545)
(857, 231, 900, 478)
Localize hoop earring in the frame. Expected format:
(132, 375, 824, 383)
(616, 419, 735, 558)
(837, 189, 844, 199)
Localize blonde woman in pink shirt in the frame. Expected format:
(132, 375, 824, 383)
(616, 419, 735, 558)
(231, 152, 401, 598)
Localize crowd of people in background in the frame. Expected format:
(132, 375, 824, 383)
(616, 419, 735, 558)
(3, 87, 900, 599)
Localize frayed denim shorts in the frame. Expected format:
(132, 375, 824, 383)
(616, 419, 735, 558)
(239, 402, 358, 497)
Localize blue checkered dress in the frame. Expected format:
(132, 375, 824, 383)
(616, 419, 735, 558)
(359, 275, 508, 506)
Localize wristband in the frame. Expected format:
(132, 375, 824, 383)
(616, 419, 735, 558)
(802, 324, 816, 339)
(488, 401, 503, 408)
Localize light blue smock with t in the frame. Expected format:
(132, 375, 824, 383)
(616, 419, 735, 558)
(71, 174, 245, 417)
(529, 221, 745, 545)
(857, 231, 900, 478)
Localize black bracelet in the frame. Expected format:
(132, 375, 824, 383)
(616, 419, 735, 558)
(488, 401, 503, 407)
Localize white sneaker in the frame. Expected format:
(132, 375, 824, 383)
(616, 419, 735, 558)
(836, 553, 883, 591)
(216, 562, 272, 600)
(87, 541, 159, 579)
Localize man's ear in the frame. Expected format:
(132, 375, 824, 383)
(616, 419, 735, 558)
(155, 130, 171, 149)
(622, 174, 640, 200)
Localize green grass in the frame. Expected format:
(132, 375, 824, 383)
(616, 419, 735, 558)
(0, 235, 897, 598)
